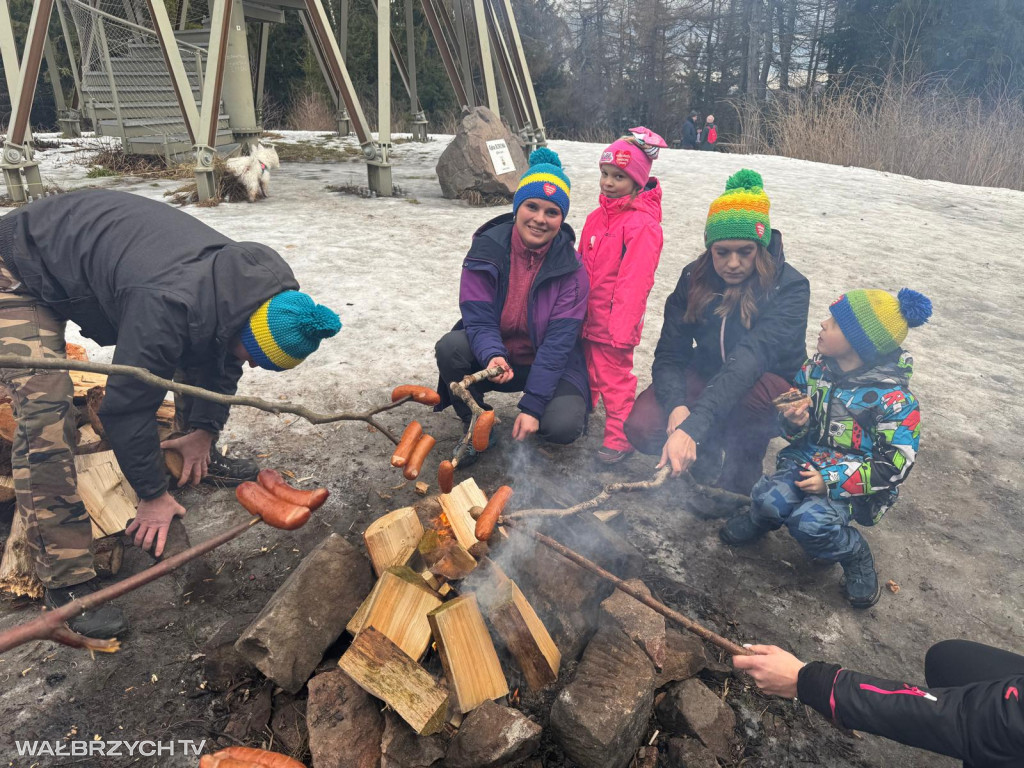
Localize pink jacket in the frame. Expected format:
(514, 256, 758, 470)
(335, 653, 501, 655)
(579, 179, 664, 348)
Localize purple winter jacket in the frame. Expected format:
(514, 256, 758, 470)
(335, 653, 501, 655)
(436, 213, 591, 419)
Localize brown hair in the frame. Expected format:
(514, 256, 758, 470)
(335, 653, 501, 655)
(683, 243, 776, 329)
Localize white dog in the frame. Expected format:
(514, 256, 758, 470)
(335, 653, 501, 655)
(225, 142, 281, 202)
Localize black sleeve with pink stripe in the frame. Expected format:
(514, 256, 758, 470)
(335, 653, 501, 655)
(798, 661, 1024, 765)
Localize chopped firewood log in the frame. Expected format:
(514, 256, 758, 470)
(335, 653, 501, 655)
(93, 535, 124, 577)
(420, 568, 444, 592)
(70, 370, 107, 400)
(438, 479, 487, 551)
(428, 540, 478, 581)
(488, 579, 561, 690)
(0, 508, 41, 598)
(364, 507, 425, 577)
(415, 481, 430, 496)
(75, 424, 107, 455)
(0, 474, 14, 504)
(346, 566, 441, 660)
(85, 385, 106, 437)
(339, 627, 449, 736)
(75, 451, 140, 539)
(428, 594, 509, 713)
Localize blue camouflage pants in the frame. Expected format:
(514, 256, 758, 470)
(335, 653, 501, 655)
(749, 458, 865, 562)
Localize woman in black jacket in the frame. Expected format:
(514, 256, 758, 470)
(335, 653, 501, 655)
(624, 170, 810, 494)
(734, 641, 1024, 767)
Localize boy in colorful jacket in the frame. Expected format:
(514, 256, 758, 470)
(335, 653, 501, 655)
(720, 288, 932, 608)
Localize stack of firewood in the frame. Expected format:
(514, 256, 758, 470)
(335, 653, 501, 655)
(0, 343, 176, 598)
(343, 478, 561, 735)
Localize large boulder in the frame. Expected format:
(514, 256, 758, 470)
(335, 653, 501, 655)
(446, 701, 542, 768)
(549, 626, 656, 768)
(655, 678, 738, 761)
(436, 107, 527, 200)
(306, 669, 384, 768)
(599, 579, 667, 670)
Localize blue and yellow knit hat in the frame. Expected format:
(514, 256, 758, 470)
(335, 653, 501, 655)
(829, 288, 932, 362)
(241, 290, 341, 371)
(513, 148, 571, 218)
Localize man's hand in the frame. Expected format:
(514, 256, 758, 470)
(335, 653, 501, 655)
(126, 492, 186, 557)
(780, 399, 810, 427)
(666, 405, 691, 435)
(732, 645, 806, 699)
(657, 428, 698, 476)
(795, 468, 827, 495)
(160, 429, 215, 487)
(487, 356, 514, 385)
(512, 412, 540, 441)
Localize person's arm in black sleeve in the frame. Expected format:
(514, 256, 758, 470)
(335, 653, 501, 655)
(680, 269, 809, 445)
(98, 291, 189, 500)
(187, 352, 244, 435)
(651, 269, 697, 413)
(799, 662, 1024, 765)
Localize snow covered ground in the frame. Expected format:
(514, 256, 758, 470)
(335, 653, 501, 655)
(5, 131, 1023, 766)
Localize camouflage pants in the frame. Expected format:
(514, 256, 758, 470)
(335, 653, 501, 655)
(0, 264, 95, 588)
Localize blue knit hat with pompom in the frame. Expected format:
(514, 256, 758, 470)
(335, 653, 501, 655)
(241, 290, 341, 371)
(829, 288, 933, 362)
(513, 148, 571, 218)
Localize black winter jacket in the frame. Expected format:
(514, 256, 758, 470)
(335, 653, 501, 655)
(651, 230, 809, 444)
(0, 189, 298, 499)
(799, 661, 1024, 766)
(682, 118, 699, 149)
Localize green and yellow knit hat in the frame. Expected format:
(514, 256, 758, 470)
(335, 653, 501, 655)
(704, 169, 771, 248)
(241, 290, 341, 371)
(829, 288, 933, 362)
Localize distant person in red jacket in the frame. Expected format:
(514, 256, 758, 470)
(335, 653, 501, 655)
(699, 115, 719, 151)
(579, 127, 667, 463)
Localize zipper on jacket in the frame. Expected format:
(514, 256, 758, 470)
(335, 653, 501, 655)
(719, 317, 726, 362)
(858, 683, 938, 702)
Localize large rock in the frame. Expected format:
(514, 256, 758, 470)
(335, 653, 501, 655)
(307, 669, 383, 768)
(655, 678, 737, 761)
(599, 579, 667, 670)
(666, 737, 720, 768)
(435, 107, 527, 200)
(446, 701, 542, 768)
(655, 628, 707, 688)
(549, 626, 656, 768)
(381, 711, 446, 768)
(235, 533, 375, 693)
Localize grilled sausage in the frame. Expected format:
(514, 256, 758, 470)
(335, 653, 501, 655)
(391, 421, 423, 467)
(474, 485, 513, 541)
(391, 385, 442, 406)
(257, 468, 329, 511)
(403, 434, 436, 481)
(437, 460, 455, 494)
(236, 482, 311, 530)
(472, 411, 496, 452)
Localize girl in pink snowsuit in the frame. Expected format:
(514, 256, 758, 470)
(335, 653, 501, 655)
(580, 127, 666, 463)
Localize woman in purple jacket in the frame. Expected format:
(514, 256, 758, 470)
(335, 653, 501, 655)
(434, 149, 590, 464)
(734, 641, 1024, 766)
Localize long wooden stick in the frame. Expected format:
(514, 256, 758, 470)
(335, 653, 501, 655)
(509, 523, 751, 657)
(449, 365, 505, 467)
(0, 355, 408, 444)
(0, 517, 260, 655)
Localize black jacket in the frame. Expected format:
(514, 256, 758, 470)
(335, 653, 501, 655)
(1, 189, 298, 499)
(799, 661, 1024, 766)
(682, 118, 699, 149)
(651, 230, 809, 444)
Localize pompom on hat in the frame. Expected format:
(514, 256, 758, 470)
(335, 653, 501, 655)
(241, 290, 341, 371)
(599, 126, 668, 189)
(704, 169, 772, 248)
(513, 147, 571, 218)
(829, 288, 933, 362)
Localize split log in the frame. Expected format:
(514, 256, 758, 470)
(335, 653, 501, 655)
(75, 424, 107, 455)
(439, 478, 487, 550)
(0, 507, 41, 598)
(338, 626, 449, 736)
(346, 565, 442, 661)
(74, 451, 140, 538)
(488, 579, 561, 690)
(427, 594, 509, 713)
(364, 506, 424, 577)
(428, 540, 478, 581)
(235, 533, 375, 693)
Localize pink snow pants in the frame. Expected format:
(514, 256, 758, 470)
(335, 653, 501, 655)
(584, 340, 637, 451)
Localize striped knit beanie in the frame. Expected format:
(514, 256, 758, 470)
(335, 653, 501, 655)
(704, 169, 771, 248)
(241, 290, 341, 371)
(829, 288, 933, 362)
(513, 148, 571, 218)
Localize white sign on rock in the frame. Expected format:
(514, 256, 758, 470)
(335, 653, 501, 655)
(486, 140, 516, 176)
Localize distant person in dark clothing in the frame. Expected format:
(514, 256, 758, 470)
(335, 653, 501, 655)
(682, 110, 700, 150)
(699, 115, 719, 151)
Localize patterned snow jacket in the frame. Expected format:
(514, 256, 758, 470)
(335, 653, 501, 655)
(779, 350, 921, 525)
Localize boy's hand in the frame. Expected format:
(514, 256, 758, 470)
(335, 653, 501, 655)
(780, 399, 810, 427)
(795, 468, 826, 495)
(732, 645, 806, 699)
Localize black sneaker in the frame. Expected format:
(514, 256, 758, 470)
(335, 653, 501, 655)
(840, 544, 881, 608)
(719, 513, 771, 546)
(596, 446, 634, 464)
(45, 579, 129, 639)
(203, 445, 259, 487)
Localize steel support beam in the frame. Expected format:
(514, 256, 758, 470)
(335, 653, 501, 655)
(194, 0, 234, 201)
(451, 0, 474, 106)
(498, 0, 545, 142)
(483, 0, 527, 132)
(406, 0, 427, 141)
(220, 0, 260, 148)
(369, 0, 393, 195)
(146, 0, 201, 143)
(255, 22, 270, 117)
(471, 0, 498, 114)
(418, 0, 468, 108)
(54, 0, 86, 131)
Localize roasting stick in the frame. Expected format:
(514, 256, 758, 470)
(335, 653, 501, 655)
(0, 355, 413, 444)
(500, 519, 751, 657)
(449, 365, 505, 468)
